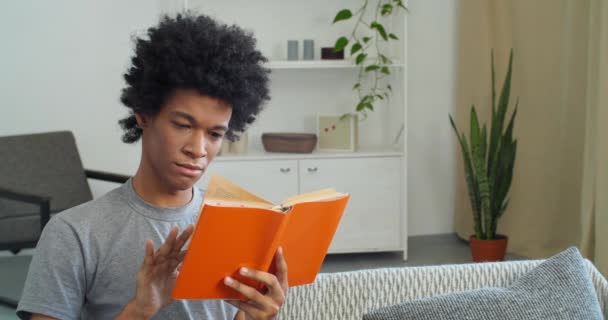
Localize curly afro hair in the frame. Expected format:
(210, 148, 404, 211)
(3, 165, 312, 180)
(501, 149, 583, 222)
(118, 13, 270, 143)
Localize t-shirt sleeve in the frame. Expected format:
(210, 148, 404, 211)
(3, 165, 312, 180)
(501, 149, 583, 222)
(16, 216, 87, 320)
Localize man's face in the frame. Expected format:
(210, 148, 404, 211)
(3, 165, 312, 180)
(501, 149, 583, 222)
(136, 89, 232, 192)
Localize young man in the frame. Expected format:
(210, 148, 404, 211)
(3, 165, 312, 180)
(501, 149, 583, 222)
(16, 13, 287, 320)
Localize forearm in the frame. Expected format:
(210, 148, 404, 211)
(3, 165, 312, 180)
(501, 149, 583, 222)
(115, 299, 154, 320)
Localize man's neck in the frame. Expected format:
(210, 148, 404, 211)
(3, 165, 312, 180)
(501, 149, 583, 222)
(131, 166, 193, 208)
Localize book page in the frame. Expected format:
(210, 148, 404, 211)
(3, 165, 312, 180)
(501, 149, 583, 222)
(278, 188, 347, 208)
(204, 175, 273, 209)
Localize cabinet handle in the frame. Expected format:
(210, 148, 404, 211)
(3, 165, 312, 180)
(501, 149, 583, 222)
(307, 167, 318, 173)
(280, 168, 291, 173)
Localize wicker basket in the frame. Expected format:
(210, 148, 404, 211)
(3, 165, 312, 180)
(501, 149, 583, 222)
(261, 133, 317, 153)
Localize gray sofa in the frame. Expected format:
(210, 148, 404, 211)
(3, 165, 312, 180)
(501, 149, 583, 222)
(278, 258, 608, 319)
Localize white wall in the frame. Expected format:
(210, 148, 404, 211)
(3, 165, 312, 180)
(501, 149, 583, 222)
(0, 1, 162, 197)
(0, 0, 458, 236)
(407, 0, 458, 236)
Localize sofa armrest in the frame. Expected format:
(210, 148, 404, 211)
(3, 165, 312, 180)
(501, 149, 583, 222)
(85, 169, 130, 184)
(0, 186, 51, 231)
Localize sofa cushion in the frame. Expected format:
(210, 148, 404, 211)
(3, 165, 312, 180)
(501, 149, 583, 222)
(362, 247, 603, 320)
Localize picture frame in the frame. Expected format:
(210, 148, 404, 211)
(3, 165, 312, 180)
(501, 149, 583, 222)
(317, 114, 358, 152)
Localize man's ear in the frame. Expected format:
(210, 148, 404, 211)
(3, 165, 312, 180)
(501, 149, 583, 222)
(134, 113, 147, 129)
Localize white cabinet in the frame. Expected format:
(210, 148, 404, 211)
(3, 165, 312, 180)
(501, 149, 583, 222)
(199, 153, 403, 256)
(198, 160, 298, 204)
(299, 157, 401, 253)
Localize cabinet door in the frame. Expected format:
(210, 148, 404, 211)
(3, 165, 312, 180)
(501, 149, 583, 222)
(299, 157, 402, 253)
(198, 160, 299, 204)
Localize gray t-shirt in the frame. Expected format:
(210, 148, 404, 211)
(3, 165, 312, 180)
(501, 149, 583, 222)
(17, 179, 238, 320)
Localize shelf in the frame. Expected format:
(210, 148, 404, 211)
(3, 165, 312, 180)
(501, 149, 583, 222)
(266, 60, 405, 70)
(215, 146, 403, 162)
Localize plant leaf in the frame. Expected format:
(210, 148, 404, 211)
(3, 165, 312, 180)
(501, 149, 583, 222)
(333, 36, 349, 53)
(356, 100, 365, 112)
(365, 65, 380, 72)
(353, 83, 360, 90)
(491, 100, 518, 223)
(356, 53, 367, 65)
(371, 21, 388, 41)
(480, 124, 487, 165)
(488, 49, 514, 196)
(491, 50, 496, 114)
(381, 4, 393, 15)
(362, 36, 371, 43)
(356, 96, 372, 111)
(333, 9, 353, 24)
(389, 33, 399, 40)
(381, 66, 390, 75)
(469, 106, 491, 238)
(350, 42, 362, 55)
(379, 54, 392, 64)
(449, 115, 482, 239)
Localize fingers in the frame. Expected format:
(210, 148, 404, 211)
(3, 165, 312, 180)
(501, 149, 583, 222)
(168, 251, 187, 271)
(144, 239, 154, 264)
(275, 247, 289, 292)
(153, 225, 193, 263)
(238, 268, 281, 296)
(230, 269, 285, 310)
(225, 300, 269, 319)
(155, 226, 179, 258)
(175, 224, 194, 251)
(224, 276, 268, 307)
(223, 249, 288, 318)
(178, 250, 187, 261)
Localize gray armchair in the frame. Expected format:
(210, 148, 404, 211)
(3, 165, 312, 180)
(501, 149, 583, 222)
(0, 131, 130, 308)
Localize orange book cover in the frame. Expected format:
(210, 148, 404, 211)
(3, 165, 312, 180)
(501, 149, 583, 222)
(172, 175, 350, 300)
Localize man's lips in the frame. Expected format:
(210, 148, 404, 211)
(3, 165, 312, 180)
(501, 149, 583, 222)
(175, 163, 204, 177)
(176, 163, 203, 171)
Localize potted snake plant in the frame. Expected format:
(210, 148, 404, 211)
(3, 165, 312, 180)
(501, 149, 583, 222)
(449, 50, 518, 262)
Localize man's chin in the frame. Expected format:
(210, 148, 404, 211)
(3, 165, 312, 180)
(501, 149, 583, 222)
(170, 174, 203, 191)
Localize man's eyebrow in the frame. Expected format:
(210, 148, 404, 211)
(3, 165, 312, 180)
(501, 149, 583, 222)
(210, 125, 229, 132)
(169, 111, 228, 131)
(169, 111, 196, 124)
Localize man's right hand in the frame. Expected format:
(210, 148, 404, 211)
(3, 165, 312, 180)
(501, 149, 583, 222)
(116, 225, 194, 320)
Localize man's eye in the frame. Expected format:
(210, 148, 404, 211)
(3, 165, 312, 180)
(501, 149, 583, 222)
(210, 132, 224, 139)
(173, 122, 190, 129)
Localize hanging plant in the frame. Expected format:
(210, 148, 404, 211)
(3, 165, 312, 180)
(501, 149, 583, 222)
(332, 0, 408, 117)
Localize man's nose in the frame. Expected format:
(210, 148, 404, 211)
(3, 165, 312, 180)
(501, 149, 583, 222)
(185, 132, 207, 158)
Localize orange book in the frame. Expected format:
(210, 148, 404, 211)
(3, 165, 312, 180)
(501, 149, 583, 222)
(172, 175, 350, 300)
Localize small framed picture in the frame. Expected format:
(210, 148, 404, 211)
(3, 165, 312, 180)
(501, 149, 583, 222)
(317, 114, 358, 152)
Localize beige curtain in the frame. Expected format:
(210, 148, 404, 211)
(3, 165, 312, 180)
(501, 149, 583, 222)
(454, 0, 608, 274)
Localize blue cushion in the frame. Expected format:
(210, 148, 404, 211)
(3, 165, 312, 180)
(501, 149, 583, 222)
(363, 247, 603, 320)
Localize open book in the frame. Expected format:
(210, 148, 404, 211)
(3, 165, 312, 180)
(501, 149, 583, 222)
(172, 175, 350, 300)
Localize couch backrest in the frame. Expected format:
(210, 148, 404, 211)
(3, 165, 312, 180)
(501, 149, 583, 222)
(0, 131, 92, 217)
(278, 259, 608, 320)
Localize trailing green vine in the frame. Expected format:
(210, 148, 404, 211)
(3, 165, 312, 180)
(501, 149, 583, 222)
(332, 0, 408, 117)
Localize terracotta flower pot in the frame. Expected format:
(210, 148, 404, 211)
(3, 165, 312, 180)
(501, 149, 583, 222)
(469, 234, 508, 262)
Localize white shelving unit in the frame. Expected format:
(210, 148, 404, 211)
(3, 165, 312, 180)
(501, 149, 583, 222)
(180, 0, 409, 260)
(215, 148, 403, 162)
(266, 59, 405, 69)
